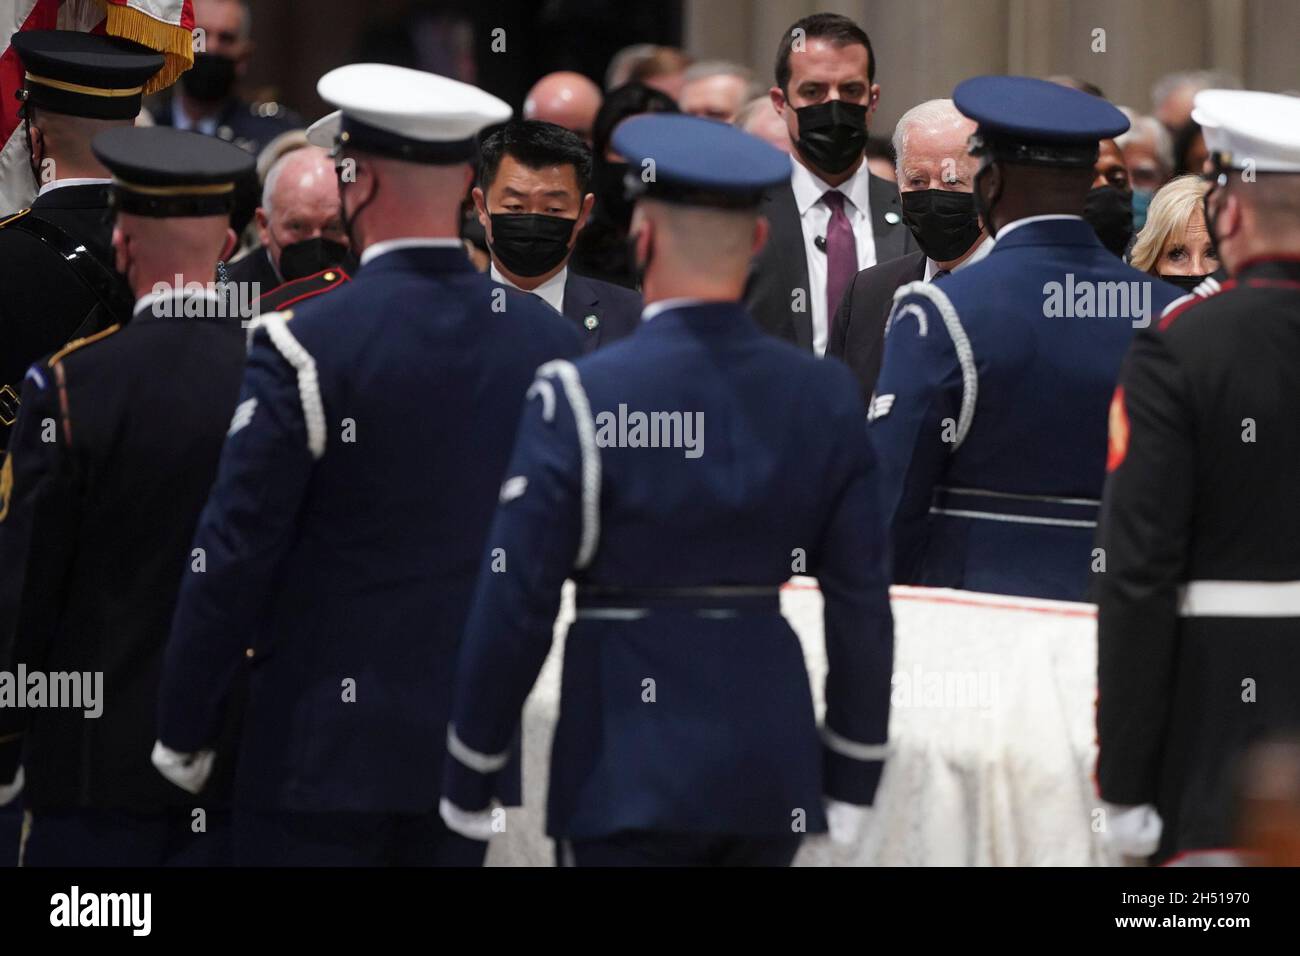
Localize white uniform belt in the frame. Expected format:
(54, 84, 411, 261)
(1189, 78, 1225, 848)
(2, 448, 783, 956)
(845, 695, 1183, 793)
(1178, 580, 1300, 617)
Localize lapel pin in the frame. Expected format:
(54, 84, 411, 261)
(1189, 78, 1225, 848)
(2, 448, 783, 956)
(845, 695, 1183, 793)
(584, 314, 600, 331)
(885, 211, 901, 224)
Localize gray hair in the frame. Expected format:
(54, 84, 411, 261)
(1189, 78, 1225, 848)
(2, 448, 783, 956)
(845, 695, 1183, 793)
(1150, 70, 1242, 112)
(1115, 109, 1174, 173)
(683, 60, 753, 86)
(891, 98, 970, 179)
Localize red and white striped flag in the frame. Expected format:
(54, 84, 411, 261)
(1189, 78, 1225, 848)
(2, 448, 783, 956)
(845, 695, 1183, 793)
(0, 0, 193, 211)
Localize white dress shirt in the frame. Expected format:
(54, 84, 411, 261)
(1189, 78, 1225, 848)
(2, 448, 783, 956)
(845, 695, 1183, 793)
(171, 98, 219, 137)
(360, 237, 464, 267)
(490, 263, 568, 314)
(36, 177, 111, 198)
(641, 297, 711, 322)
(924, 235, 996, 282)
(992, 214, 1084, 245)
(789, 158, 877, 356)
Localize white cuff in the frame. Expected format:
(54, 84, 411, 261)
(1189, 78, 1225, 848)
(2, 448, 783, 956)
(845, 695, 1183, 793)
(0, 766, 24, 807)
(825, 798, 873, 847)
(1101, 802, 1163, 859)
(439, 796, 497, 842)
(151, 740, 215, 795)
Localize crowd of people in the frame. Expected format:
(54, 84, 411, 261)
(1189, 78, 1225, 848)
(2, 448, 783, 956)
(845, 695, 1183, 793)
(1, 0, 1299, 869)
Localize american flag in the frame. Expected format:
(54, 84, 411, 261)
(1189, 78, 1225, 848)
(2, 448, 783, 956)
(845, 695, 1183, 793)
(0, 0, 193, 211)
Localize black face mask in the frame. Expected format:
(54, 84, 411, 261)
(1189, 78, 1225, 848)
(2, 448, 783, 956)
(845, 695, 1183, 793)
(594, 161, 633, 229)
(900, 189, 983, 263)
(1159, 272, 1209, 293)
(489, 213, 576, 278)
(1084, 185, 1134, 257)
(278, 237, 356, 282)
(181, 52, 238, 103)
(793, 100, 868, 175)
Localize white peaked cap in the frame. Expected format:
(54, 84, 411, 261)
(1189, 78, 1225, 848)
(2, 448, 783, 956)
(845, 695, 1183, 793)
(315, 64, 511, 144)
(1192, 89, 1300, 173)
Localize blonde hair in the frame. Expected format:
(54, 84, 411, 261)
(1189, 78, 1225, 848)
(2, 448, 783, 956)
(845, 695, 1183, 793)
(1129, 175, 1209, 273)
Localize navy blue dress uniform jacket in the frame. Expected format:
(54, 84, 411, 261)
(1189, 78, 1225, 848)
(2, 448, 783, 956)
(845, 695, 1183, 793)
(442, 301, 894, 840)
(869, 217, 1183, 601)
(0, 294, 246, 809)
(561, 271, 642, 353)
(156, 245, 581, 813)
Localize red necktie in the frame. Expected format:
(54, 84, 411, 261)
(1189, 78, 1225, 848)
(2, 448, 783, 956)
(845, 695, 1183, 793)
(822, 190, 857, 333)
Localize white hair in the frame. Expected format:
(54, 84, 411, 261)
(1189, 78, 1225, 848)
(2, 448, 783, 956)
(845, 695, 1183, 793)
(261, 145, 331, 217)
(1150, 70, 1242, 112)
(891, 99, 970, 179)
(1115, 108, 1174, 173)
(683, 60, 753, 85)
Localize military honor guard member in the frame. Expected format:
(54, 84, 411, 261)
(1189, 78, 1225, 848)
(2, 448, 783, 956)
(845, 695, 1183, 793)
(1095, 90, 1300, 865)
(0, 127, 255, 866)
(869, 77, 1184, 602)
(475, 120, 643, 352)
(153, 64, 582, 866)
(440, 114, 894, 867)
(0, 31, 165, 450)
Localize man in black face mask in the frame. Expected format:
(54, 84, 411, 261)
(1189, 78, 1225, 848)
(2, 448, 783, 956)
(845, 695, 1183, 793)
(869, 76, 1184, 605)
(744, 12, 916, 355)
(145, 0, 300, 157)
(225, 144, 356, 311)
(829, 98, 992, 402)
(475, 120, 642, 353)
(1086, 138, 1136, 258)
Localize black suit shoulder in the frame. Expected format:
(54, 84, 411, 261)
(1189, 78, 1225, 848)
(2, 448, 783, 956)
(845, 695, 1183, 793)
(830, 250, 927, 404)
(565, 270, 642, 351)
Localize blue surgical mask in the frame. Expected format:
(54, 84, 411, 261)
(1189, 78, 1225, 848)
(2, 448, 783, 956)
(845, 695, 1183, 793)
(1131, 187, 1154, 231)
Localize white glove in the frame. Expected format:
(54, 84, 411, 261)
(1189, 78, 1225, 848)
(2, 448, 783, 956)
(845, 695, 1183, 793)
(439, 796, 498, 842)
(826, 799, 873, 847)
(1101, 802, 1163, 859)
(0, 767, 24, 807)
(151, 740, 215, 795)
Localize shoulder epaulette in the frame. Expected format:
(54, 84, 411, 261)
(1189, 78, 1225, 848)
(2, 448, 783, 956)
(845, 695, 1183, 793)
(0, 209, 32, 230)
(259, 268, 351, 312)
(48, 323, 122, 367)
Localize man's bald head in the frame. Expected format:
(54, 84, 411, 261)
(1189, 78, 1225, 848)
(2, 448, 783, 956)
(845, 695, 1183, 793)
(524, 72, 602, 144)
(256, 145, 346, 271)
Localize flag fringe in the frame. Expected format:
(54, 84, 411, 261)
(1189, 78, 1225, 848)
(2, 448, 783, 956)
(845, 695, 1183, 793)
(98, 1, 194, 94)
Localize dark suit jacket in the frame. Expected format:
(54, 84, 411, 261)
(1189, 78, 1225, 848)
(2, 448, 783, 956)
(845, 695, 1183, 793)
(562, 270, 643, 353)
(827, 250, 926, 404)
(744, 169, 916, 350)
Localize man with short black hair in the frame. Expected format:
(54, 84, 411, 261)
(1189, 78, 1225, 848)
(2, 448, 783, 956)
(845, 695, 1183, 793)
(745, 13, 915, 355)
(475, 120, 642, 352)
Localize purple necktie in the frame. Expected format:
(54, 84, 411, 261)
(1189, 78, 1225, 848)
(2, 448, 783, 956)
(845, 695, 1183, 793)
(822, 190, 857, 334)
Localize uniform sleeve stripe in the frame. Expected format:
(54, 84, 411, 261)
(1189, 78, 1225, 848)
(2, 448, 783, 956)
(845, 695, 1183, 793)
(446, 724, 511, 774)
(259, 312, 327, 460)
(889, 281, 978, 449)
(535, 359, 601, 569)
(822, 725, 890, 761)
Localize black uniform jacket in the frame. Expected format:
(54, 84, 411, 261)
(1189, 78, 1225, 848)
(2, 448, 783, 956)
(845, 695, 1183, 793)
(0, 293, 247, 810)
(0, 184, 129, 449)
(1095, 258, 1300, 863)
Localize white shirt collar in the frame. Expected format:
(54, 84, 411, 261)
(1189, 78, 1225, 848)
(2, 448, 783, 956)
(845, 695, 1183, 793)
(926, 234, 996, 281)
(642, 297, 712, 322)
(360, 237, 464, 266)
(37, 177, 111, 198)
(133, 288, 224, 319)
(790, 157, 873, 217)
(993, 214, 1084, 245)
(490, 263, 568, 314)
